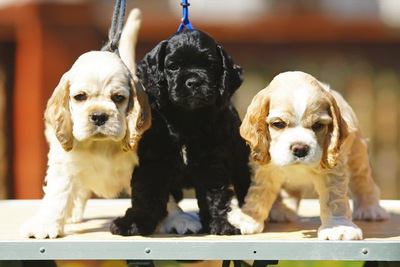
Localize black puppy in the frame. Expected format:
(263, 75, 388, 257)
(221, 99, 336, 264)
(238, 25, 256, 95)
(110, 29, 251, 235)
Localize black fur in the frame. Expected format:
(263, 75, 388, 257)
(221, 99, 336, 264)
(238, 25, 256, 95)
(110, 29, 251, 236)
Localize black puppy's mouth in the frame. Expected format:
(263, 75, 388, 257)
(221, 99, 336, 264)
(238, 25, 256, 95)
(171, 90, 218, 110)
(175, 98, 214, 110)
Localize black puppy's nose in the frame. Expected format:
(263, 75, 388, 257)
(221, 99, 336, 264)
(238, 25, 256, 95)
(290, 143, 310, 158)
(185, 77, 201, 89)
(90, 112, 109, 126)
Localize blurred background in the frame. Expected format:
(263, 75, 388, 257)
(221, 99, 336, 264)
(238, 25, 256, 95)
(2, 0, 400, 200)
(0, 0, 399, 267)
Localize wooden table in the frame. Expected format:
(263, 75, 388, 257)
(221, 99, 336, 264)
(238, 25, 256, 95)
(0, 199, 399, 262)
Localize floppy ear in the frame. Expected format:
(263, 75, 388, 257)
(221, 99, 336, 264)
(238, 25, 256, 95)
(123, 79, 152, 152)
(217, 44, 243, 101)
(137, 40, 168, 106)
(44, 73, 73, 151)
(322, 92, 349, 168)
(240, 88, 271, 164)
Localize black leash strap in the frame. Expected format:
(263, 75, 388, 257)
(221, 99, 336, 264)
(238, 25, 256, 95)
(101, 0, 127, 54)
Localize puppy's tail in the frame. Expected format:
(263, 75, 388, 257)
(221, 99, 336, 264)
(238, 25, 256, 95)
(119, 8, 142, 77)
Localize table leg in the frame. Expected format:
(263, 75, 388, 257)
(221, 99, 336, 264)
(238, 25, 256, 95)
(20, 260, 57, 267)
(127, 260, 155, 267)
(252, 260, 279, 267)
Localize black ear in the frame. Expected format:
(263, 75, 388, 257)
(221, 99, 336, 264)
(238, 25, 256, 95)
(137, 40, 168, 107)
(217, 44, 243, 100)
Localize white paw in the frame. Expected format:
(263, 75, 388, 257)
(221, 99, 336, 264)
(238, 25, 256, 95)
(227, 208, 264, 235)
(318, 218, 363, 240)
(353, 204, 389, 221)
(268, 203, 298, 223)
(66, 215, 83, 224)
(66, 210, 84, 224)
(20, 218, 63, 239)
(159, 212, 202, 235)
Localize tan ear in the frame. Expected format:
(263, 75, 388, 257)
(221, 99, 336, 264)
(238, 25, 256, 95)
(123, 78, 151, 151)
(240, 88, 271, 164)
(44, 73, 73, 151)
(322, 92, 349, 168)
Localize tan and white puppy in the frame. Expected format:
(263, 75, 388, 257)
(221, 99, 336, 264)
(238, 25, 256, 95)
(20, 9, 151, 239)
(228, 71, 388, 240)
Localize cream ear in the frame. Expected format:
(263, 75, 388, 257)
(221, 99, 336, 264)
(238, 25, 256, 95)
(123, 78, 151, 151)
(44, 73, 73, 151)
(240, 88, 271, 164)
(322, 92, 349, 168)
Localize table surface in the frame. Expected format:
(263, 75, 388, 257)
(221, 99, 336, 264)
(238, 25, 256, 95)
(0, 199, 399, 261)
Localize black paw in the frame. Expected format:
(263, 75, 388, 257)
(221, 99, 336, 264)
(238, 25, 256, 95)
(110, 217, 140, 236)
(170, 228, 195, 235)
(110, 208, 159, 236)
(209, 218, 241, 235)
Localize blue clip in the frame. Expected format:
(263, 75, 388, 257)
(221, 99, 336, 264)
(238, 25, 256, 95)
(177, 0, 193, 32)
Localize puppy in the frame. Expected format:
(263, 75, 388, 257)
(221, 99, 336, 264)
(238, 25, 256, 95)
(110, 29, 251, 236)
(228, 71, 388, 240)
(20, 9, 151, 239)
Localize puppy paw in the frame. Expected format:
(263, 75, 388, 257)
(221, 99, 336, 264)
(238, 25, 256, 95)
(159, 212, 202, 235)
(209, 217, 240, 235)
(353, 204, 390, 221)
(227, 208, 264, 235)
(110, 217, 141, 236)
(20, 218, 63, 239)
(110, 209, 158, 236)
(318, 219, 363, 240)
(66, 216, 83, 224)
(268, 203, 298, 223)
(66, 211, 84, 224)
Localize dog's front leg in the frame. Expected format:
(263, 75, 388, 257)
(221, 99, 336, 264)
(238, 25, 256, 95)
(187, 148, 237, 235)
(195, 181, 239, 235)
(313, 168, 363, 240)
(67, 186, 91, 223)
(110, 161, 171, 236)
(348, 136, 389, 221)
(110, 124, 179, 236)
(228, 165, 284, 234)
(20, 170, 74, 239)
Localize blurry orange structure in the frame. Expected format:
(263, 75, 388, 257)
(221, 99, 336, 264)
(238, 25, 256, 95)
(0, 1, 399, 199)
(0, 3, 101, 198)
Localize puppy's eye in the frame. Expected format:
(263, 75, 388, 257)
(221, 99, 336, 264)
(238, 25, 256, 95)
(271, 121, 287, 129)
(73, 93, 87, 101)
(167, 63, 179, 71)
(111, 94, 126, 104)
(312, 122, 325, 132)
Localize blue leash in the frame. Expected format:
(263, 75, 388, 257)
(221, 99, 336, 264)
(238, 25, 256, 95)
(177, 0, 193, 32)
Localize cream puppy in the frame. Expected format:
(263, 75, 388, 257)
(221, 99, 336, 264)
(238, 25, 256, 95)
(228, 71, 388, 240)
(20, 9, 151, 239)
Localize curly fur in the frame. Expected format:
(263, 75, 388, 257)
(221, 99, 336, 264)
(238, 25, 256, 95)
(110, 29, 251, 236)
(20, 9, 151, 239)
(228, 71, 389, 240)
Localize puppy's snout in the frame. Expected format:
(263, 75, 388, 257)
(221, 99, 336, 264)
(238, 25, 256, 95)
(290, 143, 310, 158)
(185, 77, 201, 89)
(90, 112, 109, 126)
